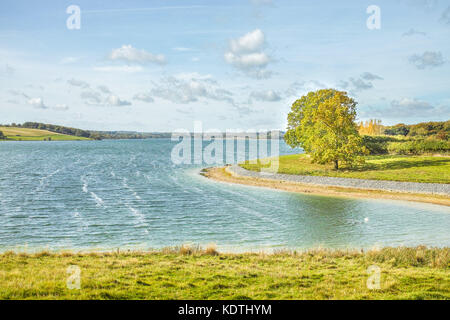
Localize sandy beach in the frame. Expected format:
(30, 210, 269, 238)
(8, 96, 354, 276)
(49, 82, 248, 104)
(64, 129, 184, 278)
(203, 166, 450, 207)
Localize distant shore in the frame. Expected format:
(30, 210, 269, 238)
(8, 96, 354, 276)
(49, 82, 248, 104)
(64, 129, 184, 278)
(203, 166, 450, 206)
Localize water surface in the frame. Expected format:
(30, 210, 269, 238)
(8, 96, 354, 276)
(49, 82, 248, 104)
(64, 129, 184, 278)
(0, 139, 449, 252)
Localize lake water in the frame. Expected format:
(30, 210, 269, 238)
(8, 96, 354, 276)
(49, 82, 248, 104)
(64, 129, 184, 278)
(0, 139, 449, 252)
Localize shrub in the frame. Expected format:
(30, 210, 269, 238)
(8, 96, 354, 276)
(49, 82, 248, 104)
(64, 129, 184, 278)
(387, 139, 450, 155)
(362, 135, 401, 155)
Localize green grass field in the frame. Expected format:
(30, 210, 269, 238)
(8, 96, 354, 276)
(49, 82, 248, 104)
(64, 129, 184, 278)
(0, 247, 448, 300)
(0, 127, 90, 141)
(240, 154, 450, 184)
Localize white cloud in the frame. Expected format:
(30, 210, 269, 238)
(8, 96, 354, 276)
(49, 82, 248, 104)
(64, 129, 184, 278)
(27, 97, 48, 109)
(26, 98, 68, 111)
(151, 75, 235, 105)
(109, 45, 166, 65)
(409, 51, 445, 69)
(361, 97, 449, 120)
(106, 95, 131, 106)
(80, 90, 102, 105)
(391, 98, 433, 111)
(229, 29, 265, 53)
(224, 29, 272, 79)
(249, 89, 281, 102)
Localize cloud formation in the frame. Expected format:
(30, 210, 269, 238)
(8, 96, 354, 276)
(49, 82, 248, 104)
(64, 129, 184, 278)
(106, 95, 131, 106)
(68, 78, 90, 89)
(80, 90, 102, 105)
(285, 80, 327, 97)
(249, 89, 281, 102)
(97, 85, 111, 94)
(338, 72, 383, 93)
(9, 90, 30, 99)
(360, 72, 384, 81)
(391, 98, 433, 112)
(28, 97, 48, 109)
(360, 97, 450, 120)
(224, 29, 272, 79)
(80, 89, 131, 106)
(109, 45, 166, 65)
(409, 51, 445, 69)
(150, 75, 235, 105)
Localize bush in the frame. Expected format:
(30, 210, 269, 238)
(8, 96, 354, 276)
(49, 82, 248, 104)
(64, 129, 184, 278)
(387, 139, 450, 155)
(362, 135, 401, 155)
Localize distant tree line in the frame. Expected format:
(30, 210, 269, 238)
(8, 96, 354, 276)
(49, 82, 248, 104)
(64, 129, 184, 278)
(383, 120, 449, 140)
(1, 122, 172, 140)
(21, 122, 92, 138)
(358, 119, 449, 140)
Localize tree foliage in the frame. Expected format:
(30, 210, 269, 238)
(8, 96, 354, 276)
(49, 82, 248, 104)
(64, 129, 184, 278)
(383, 120, 450, 139)
(358, 119, 384, 136)
(284, 89, 368, 169)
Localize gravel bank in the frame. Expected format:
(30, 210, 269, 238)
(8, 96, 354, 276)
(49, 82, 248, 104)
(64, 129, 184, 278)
(229, 165, 450, 196)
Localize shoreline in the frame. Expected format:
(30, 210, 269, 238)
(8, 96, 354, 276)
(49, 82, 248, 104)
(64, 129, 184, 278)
(202, 166, 450, 207)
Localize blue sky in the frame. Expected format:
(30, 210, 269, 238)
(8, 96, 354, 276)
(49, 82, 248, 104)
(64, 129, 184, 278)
(1, 0, 449, 131)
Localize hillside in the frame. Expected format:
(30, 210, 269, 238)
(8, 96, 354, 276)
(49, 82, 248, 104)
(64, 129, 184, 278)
(0, 126, 91, 141)
(0, 122, 172, 140)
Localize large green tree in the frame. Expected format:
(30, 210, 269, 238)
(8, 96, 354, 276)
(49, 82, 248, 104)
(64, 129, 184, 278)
(284, 89, 368, 170)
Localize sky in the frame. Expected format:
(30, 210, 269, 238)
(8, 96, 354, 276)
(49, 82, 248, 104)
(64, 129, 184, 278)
(0, 0, 449, 131)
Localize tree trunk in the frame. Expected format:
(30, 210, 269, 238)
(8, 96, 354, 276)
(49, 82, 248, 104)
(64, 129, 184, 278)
(334, 160, 339, 170)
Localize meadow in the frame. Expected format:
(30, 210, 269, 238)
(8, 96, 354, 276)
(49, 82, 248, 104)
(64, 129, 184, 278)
(0, 127, 91, 141)
(241, 154, 450, 184)
(0, 247, 448, 300)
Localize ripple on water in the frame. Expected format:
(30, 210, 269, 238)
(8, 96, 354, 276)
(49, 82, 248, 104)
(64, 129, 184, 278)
(0, 139, 449, 252)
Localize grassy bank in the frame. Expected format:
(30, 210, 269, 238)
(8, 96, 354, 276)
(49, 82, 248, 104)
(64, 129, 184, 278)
(0, 247, 448, 299)
(0, 127, 91, 141)
(241, 154, 450, 184)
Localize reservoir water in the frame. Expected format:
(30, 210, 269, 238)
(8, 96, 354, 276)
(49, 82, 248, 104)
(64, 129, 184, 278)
(0, 139, 449, 252)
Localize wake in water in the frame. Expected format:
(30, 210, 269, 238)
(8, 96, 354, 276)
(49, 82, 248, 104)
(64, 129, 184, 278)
(90, 192, 104, 207)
